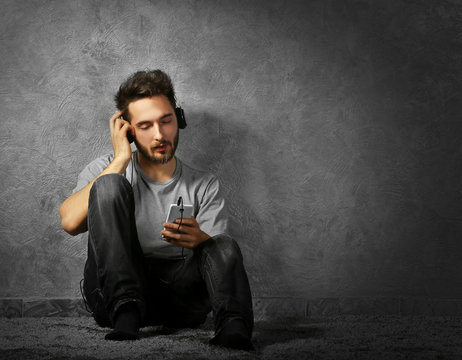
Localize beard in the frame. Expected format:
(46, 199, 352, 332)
(135, 130, 179, 164)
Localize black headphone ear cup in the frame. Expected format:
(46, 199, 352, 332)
(175, 107, 187, 129)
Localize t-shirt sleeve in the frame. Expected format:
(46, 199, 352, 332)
(196, 175, 229, 238)
(72, 154, 113, 193)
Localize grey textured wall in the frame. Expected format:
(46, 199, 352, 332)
(1, 0, 462, 301)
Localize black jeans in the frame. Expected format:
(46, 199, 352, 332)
(82, 174, 254, 335)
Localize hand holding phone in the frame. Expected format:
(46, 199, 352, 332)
(161, 204, 211, 249)
(163, 204, 194, 236)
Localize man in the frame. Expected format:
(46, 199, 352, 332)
(59, 70, 254, 350)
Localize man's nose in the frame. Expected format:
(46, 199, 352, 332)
(152, 122, 164, 140)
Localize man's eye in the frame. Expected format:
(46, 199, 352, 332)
(161, 119, 172, 124)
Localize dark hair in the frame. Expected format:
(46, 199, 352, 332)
(114, 69, 177, 121)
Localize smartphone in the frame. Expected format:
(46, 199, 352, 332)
(164, 204, 194, 234)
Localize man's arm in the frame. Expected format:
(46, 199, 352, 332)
(59, 111, 134, 236)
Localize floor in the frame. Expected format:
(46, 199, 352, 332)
(1, 315, 461, 359)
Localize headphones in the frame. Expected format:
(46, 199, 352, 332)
(175, 107, 187, 129)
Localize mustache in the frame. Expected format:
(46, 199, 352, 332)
(152, 141, 172, 147)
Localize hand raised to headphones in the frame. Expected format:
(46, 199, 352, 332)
(108, 110, 134, 173)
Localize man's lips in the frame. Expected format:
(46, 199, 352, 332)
(153, 144, 168, 152)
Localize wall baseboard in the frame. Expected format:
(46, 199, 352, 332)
(1, 297, 462, 319)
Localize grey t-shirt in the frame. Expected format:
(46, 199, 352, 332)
(73, 151, 229, 259)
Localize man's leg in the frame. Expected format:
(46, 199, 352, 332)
(143, 257, 211, 328)
(196, 234, 254, 350)
(83, 174, 146, 340)
(143, 235, 253, 349)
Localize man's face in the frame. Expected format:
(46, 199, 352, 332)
(128, 95, 179, 164)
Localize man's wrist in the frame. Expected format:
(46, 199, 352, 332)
(106, 157, 130, 174)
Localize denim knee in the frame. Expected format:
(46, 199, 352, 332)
(198, 234, 243, 265)
(90, 174, 132, 206)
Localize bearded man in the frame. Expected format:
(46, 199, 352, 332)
(59, 70, 254, 351)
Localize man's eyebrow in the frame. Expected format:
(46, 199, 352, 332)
(135, 120, 152, 127)
(136, 113, 173, 125)
(160, 113, 174, 120)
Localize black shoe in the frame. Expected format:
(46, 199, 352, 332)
(105, 302, 140, 341)
(209, 318, 254, 351)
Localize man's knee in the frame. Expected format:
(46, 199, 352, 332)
(90, 174, 132, 205)
(92, 173, 131, 193)
(200, 234, 243, 264)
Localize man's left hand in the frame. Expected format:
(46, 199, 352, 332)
(162, 217, 210, 249)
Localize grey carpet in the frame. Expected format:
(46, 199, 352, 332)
(1, 315, 461, 359)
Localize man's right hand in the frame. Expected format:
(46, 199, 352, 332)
(109, 110, 134, 172)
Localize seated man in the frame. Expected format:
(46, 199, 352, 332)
(59, 70, 254, 350)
